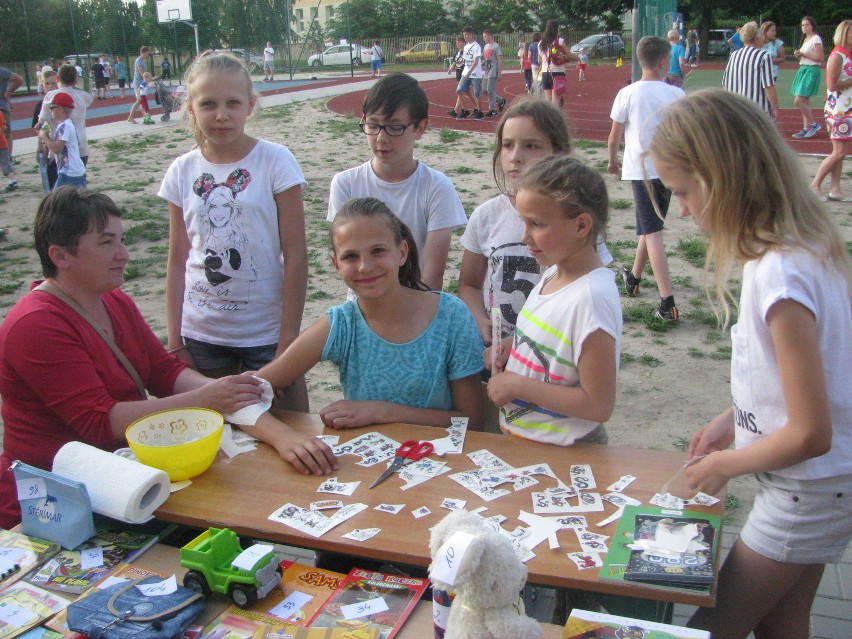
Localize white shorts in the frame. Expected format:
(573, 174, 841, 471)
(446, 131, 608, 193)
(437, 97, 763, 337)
(740, 472, 852, 564)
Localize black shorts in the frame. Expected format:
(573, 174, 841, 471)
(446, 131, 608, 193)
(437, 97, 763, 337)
(95, 77, 108, 88)
(118, 79, 126, 88)
(541, 71, 564, 91)
(631, 179, 671, 235)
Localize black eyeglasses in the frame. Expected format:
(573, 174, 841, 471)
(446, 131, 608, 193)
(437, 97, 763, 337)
(358, 120, 417, 136)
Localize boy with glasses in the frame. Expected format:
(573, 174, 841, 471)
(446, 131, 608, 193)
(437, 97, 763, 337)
(327, 74, 467, 292)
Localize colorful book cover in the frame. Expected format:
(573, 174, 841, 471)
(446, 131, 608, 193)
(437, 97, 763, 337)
(624, 513, 716, 587)
(599, 506, 721, 594)
(201, 561, 346, 634)
(45, 562, 168, 637)
(25, 526, 158, 595)
(562, 608, 710, 639)
(0, 530, 61, 592)
(307, 568, 428, 639)
(0, 582, 70, 639)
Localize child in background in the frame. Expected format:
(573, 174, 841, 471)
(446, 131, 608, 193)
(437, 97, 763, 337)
(521, 42, 533, 93)
(666, 29, 686, 87)
(648, 89, 851, 638)
(37, 92, 85, 189)
(578, 48, 589, 81)
(128, 71, 154, 124)
(607, 36, 684, 321)
(0, 111, 17, 192)
(447, 37, 471, 118)
(328, 74, 467, 292)
(486, 154, 622, 447)
(255, 197, 484, 436)
(159, 51, 310, 411)
(459, 97, 612, 346)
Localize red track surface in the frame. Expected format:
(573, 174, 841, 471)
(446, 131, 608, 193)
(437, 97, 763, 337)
(328, 66, 830, 155)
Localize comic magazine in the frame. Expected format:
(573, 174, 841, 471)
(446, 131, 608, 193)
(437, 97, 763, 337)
(307, 568, 427, 639)
(201, 561, 346, 634)
(0, 582, 70, 639)
(45, 563, 168, 638)
(562, 609, 710, 639)
(0, 530, 61, 591)
(25, 526, 158, 595)
(600, 506, 720, 592)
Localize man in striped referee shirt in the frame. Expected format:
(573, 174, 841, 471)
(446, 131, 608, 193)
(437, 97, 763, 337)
(723, 22, 779, 119)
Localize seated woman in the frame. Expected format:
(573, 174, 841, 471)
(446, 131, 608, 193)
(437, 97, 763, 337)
(245, 198, 485, 473)
(0, 187, 271, 528)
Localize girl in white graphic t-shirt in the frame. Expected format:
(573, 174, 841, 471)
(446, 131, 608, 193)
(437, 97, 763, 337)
(159, 51, 309, 411)
(650, 89, 852, 639)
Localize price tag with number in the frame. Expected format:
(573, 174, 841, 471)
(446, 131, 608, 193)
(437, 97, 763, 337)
(15, 478, 46, 502)
(79, 547, 104, 570)
(136, 575, 178, 597)
(429, 531, 475, 586)
(0, 602, 38, 626)
(268, 591, 312, 619)
(341, 596, 388, 620)
(231, 544, 274, 571)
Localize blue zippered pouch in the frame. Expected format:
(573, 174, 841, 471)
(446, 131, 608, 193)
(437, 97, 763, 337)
(12, 460, 96, 549)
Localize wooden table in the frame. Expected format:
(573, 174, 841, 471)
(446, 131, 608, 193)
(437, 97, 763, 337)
(155, 413, 722, 608)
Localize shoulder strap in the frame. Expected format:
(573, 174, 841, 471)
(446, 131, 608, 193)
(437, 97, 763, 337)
(34, 282, 148, 399)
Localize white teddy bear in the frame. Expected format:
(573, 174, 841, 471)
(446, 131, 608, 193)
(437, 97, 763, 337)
(429, 510, 542, 639)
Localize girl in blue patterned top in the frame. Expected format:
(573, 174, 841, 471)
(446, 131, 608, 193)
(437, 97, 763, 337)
(257, 197, 484, 437)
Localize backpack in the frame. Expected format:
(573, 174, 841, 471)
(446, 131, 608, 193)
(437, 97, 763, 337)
(547, 42, 570, 67)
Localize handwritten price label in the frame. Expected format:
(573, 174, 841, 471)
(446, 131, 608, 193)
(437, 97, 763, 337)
(136, 575, 178, 597)
(429, 531, 475, 586)
(79, 547, 104, 570)
(15, 478, 47, 502)
(341, 596, 388, 620)
(269, 591, 312, 619)
(0, 602, 38, 626)
(231, 544, 274, 571)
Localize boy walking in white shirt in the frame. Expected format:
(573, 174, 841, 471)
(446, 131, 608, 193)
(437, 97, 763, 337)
(607, 36, 684, 321)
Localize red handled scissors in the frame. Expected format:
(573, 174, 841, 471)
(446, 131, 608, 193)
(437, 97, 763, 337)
(369, 440, 435, 489)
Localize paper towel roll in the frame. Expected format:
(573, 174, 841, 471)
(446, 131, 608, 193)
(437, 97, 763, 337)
(52, 441, 171, 524)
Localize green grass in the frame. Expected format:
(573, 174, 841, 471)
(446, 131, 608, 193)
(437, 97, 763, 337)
(683, 67, 818, 110)
(124, 220, 170, 244)
(610, 199, 632, 210)
(671, 436, 690, 452)
(439, 128, 465, 143)
(676, 237, 707, 268)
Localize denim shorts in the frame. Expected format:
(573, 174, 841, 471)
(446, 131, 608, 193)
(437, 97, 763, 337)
(631, 179, 671, 235)
(740, 472, 852, 564)
(184, 337, 277, 372)
(55, 173, 87, 189)
(457, 76, 482, 97)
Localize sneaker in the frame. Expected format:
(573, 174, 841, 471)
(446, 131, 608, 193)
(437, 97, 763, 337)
(457, 109, 471, 119)
(791, 128, 809, 139)
(448, 109, 459, 118)
(143, 117, 154, 125)
(621, 268, 639, 297)
(127, 118, 137, 124)
(497, 97, 506, 111)
(4, 182, 17, 192)
(474, 109, 485, 120)
(486, 109, 499, 116)
(654, 304, 679, 322)
(803, 122, 821, 138)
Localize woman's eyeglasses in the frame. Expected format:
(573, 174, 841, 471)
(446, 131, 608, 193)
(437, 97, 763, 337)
(358, 120, 416, 136)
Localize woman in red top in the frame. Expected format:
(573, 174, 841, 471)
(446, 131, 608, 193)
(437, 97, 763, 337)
(0, 188, 265, 528)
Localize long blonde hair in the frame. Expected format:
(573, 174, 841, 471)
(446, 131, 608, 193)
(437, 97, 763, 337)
(182, 51, 259, 149)
(648, 88, 851, 326)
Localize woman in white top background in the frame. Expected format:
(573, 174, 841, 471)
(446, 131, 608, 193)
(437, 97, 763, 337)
(790, 16, 824, 139)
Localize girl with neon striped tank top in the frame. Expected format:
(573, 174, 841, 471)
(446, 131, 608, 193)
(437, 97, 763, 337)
(485, 155, 622, 445)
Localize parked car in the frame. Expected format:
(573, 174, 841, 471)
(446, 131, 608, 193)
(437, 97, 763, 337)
(397, 41, 452, 62)
(707, 29, 734, 57)
(569, 34, 625, 59)
(212, 48, 265, 72)
(308, 44, 366, 67)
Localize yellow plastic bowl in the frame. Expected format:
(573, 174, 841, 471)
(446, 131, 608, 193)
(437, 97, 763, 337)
(126, 408, 224, 481)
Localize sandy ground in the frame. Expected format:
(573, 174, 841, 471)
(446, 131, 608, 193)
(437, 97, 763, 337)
(0, 96, 849, 526)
